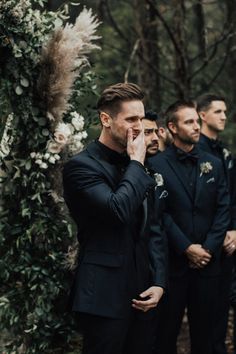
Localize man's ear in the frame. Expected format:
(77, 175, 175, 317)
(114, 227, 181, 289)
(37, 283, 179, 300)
(168, 122, 177, 135)
(158, 127, 165, 137)
(198, 111, 206, 123)
(100, 112, 111, 128)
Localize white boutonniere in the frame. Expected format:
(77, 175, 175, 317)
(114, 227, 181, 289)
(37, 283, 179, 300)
(223, 148, 230, 160)
(200, 162, 213, 177)
(154, 173, 164, 187)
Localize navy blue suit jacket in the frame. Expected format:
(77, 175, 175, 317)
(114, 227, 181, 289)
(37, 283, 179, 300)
(198, 133, 236, 229)
(63, 141, 166, 318)
(150, 145, 230, 277)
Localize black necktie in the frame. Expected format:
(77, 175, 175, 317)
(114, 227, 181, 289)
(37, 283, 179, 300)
(177, 149, 199, 163)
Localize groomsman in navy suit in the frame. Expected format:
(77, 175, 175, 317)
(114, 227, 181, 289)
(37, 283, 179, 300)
(197, 94, 236, 354)
(150, 100, 230, 354)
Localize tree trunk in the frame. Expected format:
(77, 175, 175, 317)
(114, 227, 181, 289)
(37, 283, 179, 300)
(133, 0, 161, 108)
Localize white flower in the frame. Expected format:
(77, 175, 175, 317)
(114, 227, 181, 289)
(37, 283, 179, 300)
(44, 153, 50, 160)
(154, 173, 164, 187)
(200, 162, 213, 177)
(54, 131, 68, 145)
(55, 123, 71, 138)
(54, 154, 60, 160)
(30, 152, 36, 158)
(223, 148, 230, 160)
(81, 131, 88, 139)
(71, 112, 84, 131)
(47, 141, 62, 154)
(35, 159, 42, 165)
(49, 156, 56, 164)
(40, 162, 48, 169)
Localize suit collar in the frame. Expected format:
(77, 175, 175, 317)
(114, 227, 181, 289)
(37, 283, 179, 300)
(165, 145, 211, 203)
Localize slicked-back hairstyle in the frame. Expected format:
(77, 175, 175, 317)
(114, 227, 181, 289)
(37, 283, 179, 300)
(97, 82, 144, 117)
(196, 93, 226, 113)
(165, 100, 196, 130)
(145, 110, 158, 122)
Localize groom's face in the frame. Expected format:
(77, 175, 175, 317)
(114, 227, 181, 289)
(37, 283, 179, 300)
(108, 100, 145, 150)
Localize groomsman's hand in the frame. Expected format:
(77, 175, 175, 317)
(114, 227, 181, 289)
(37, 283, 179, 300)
(127, 128, 146, 165)
(223, 230, 236, 256)
(132, 286, 164, 312)
(185, 244, 212, 268)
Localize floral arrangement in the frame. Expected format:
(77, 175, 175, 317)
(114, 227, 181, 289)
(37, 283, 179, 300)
(0, 1, 100, 353)
(200, 162, 213, 177)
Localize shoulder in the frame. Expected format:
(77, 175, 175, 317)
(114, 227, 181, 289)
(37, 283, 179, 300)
(150, 147, 172, 166)
(63, 142, 100, 175)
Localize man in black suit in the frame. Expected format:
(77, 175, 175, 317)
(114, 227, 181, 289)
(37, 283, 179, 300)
(63, 83, 166, 354)
(197, 94, 236, 354)
(150, 100, 230, 354)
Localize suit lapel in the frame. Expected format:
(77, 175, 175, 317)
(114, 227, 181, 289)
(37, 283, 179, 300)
(166, 151, 193, 201)
(86, 142, 120, 188)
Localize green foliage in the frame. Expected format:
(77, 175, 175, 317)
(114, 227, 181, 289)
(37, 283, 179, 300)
(0, 1, 98, 352)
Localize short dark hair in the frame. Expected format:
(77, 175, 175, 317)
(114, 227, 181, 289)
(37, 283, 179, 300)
(97, 83, 144, 117)
(196, 93, 225, 112)
(145, 110, 158, 122)
(165, 100, 196, 127)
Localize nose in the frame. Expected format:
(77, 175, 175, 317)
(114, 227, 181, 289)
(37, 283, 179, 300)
(221, 112, 227, 120)
(134, 118, 143, 132)
(152, 132, 159, 141)
(194, 121, 200, 130)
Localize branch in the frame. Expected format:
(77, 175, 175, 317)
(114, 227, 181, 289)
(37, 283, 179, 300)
(124, 39, 140, 83)
(145, 0, 182, 56)
(104, 0, 131, 45)
(189, 29, 232, 80)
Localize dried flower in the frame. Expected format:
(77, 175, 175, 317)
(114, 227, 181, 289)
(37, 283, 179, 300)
(200, 162, 213, 177)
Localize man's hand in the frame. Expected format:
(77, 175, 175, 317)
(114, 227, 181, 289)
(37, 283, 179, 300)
(127, 128, 146, 165)
(185, 244, 212, 269)
(132, 286, 164, 312)
(223, 230, 236, 256)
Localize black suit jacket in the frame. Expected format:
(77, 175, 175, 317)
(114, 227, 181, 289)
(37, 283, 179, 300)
(198, 133, 236, 229)
(63, 141, 166, 319)
(150, 145, 230, 277)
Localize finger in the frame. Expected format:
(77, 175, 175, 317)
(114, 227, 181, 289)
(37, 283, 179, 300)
(127, 128, 133, 144)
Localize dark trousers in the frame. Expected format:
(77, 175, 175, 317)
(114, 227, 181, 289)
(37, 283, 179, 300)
(78, 310, 155, 354)
(212, 258, 233, 354)
(153, 271, 220, 354)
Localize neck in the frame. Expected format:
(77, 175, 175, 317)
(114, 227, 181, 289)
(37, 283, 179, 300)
(158, 140, 165, 152)
(99, 131, 125, 154)
(174, 140, 194, 152)
(201, 125, 218, 140)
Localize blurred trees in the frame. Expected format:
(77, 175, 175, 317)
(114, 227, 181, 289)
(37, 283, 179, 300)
(67, 0, 236, 149)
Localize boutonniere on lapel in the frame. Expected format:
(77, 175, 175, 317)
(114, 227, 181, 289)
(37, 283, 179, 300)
(153, 173, 164, 188)
(223, 148, 230, 160)
(200, 162, 213, 177)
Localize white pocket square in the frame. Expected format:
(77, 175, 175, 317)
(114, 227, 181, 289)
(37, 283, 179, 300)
(159, 190, 168, 199)
(206, 177, 215, 183)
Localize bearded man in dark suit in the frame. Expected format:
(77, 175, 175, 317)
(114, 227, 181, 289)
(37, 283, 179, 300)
(63, 83, 166, 354)
(197, 93, 236, 354)
(150, 100, 230, 354)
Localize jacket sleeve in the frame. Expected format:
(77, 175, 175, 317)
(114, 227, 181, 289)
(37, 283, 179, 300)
(63, 157, 155, 225)
(202, 161, 230, 253)
(163, 212, 192, 254)
(148, 193, 167, 289)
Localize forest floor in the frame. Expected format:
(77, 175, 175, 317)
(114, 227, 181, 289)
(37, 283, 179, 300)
(0, 310, 234, 353)
(178, 309, 234, 353)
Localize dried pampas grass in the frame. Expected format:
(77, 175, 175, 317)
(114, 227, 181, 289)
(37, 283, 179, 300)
(37, 8, 100, 128)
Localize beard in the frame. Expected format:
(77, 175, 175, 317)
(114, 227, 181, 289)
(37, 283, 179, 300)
(178, 133, 199, 145)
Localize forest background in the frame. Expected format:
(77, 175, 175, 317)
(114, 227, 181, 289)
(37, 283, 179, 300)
(50, 0, 236, 152)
